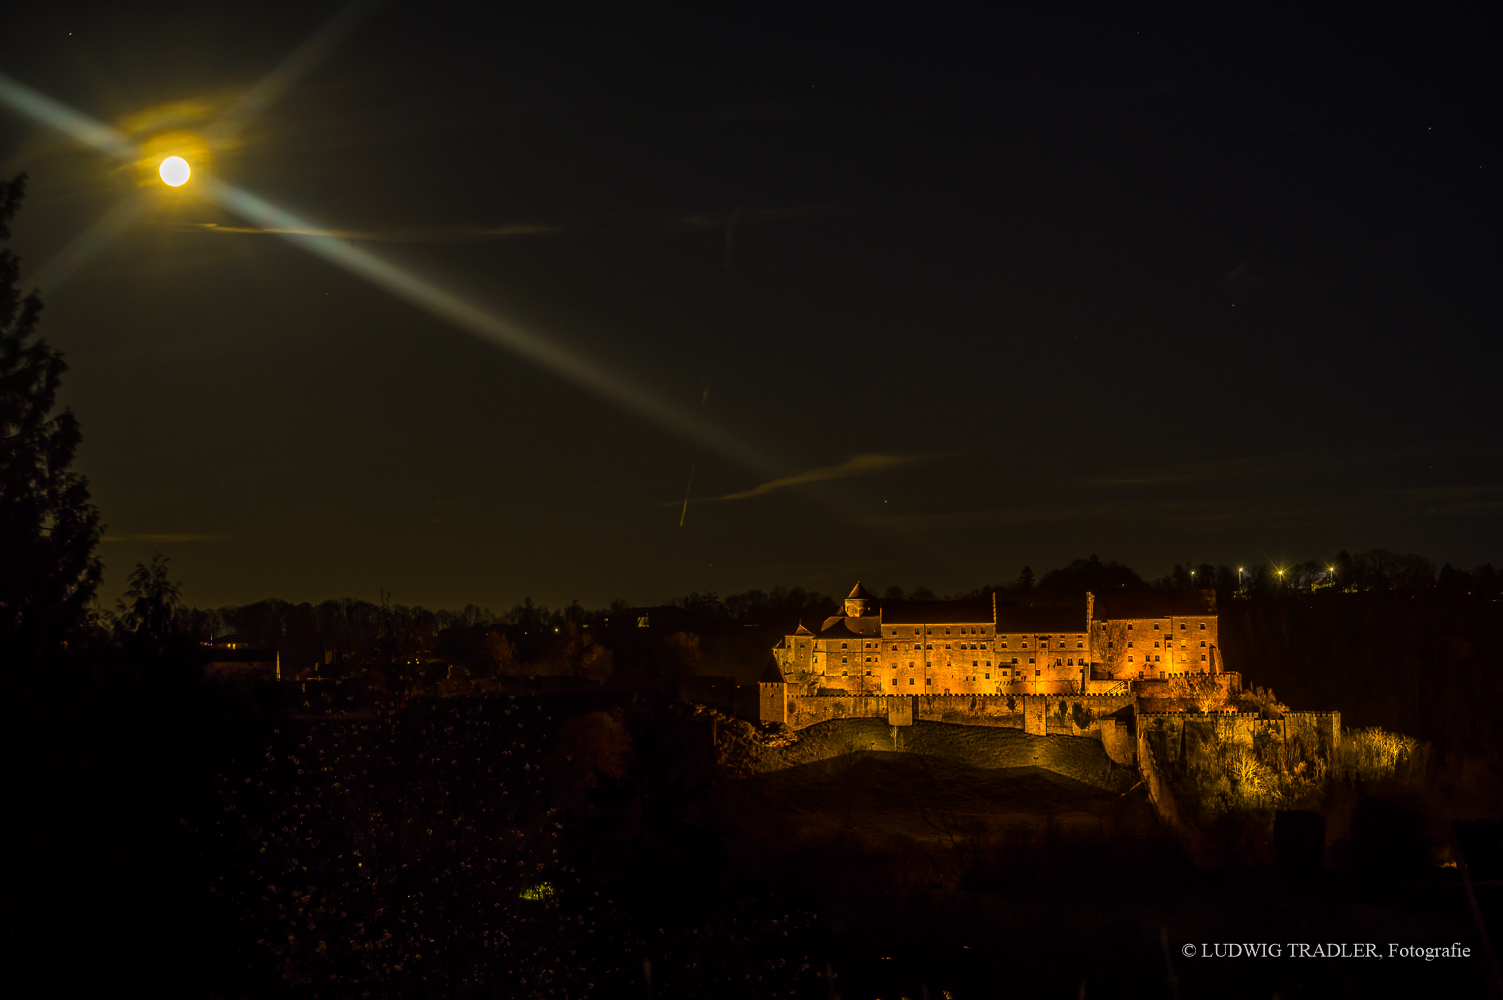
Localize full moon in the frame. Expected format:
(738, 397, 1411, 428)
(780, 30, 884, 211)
(159, 156, 191, 187)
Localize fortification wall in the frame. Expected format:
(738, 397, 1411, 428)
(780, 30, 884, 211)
(1136, 710, 1343, 771)
(1284, 711, 1342, 756)
(756, 691, 1335, 774)
(785, 694, 910, 729)
(784, 692, 1136, 762)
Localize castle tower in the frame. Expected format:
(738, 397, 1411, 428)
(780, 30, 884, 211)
(844, 581, 877, 618)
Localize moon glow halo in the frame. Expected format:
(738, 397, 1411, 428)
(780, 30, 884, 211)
(158, 155, 191, 186)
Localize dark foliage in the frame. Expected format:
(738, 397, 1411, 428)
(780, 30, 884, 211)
(1037, 555, 1145, 600)
(1223, 584, 1503, 755)
(0, 174, 102, 665)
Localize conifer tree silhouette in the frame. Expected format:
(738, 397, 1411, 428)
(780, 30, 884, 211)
(0, 174, 103, 663)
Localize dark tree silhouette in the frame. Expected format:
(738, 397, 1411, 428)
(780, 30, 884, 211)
(1037, 555, 1142, 599)
(117, 552, 185, 653)
(0, 174, 102, 664)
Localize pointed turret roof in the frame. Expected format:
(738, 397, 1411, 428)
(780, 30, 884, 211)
(794, 623, 813, 635)
(847, 581, 877, 601)
(759, 658, 787, 683)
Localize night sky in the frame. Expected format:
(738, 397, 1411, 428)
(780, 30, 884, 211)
(2, 3, 1498, 609)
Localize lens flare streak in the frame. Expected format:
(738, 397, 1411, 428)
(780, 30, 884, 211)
(0, 66, 785, 478)
(208, 0, 385, 144)
(204, 179, 779, 474)
(28, 193, 151, 293)
(0, 73, 137, 161)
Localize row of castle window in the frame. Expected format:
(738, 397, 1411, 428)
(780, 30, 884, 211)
(840, 639, 1091, 650)
(1110, 623, 1208, 630)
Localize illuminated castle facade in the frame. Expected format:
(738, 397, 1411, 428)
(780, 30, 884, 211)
(772, 583, 1222, 697)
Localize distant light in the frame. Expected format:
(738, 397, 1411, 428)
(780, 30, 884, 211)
(159, 156, 191, 186)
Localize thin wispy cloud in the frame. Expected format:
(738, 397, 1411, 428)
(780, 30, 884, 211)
(185, 221, 558, 243)
(710, 453, 923, 502)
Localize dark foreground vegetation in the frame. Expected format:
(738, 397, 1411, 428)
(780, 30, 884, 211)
(4, 176, 1501, 997)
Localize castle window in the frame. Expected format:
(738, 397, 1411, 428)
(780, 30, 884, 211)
(892, 679, 898, 686)
(972, 660, 978, 667)
(1127, 624, 1133, 630)
(1128, 656, 1134, 662)
(1077, 641, 1083, 647)
(926, 678, 932, 685)
(1128, 642, 1134, 648)
(1200, 623, 1206, 630)
(1201, 653, 1207, 660)
(985, 673, 990, 679)
(1155, 624, 1161, 630)
(841, 670, 847, 676)
(1200, 640, 1206, 647)
(1067, 658, 1073, 666)
(842, 642, 848, 648)
(909, 678, 915, 685)
(1180, 624, 1186, 630)
(1011, 657, 1018, 663)
(1154, 641, 1160, 648)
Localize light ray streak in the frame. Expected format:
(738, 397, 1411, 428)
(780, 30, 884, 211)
(679, 462, 695, 526)
(0, 73, 138, 161)
(0, 70, 789, 478)
(204, 178, 781, 474)
(209, 0, 385, 143)
(28, 193, 150, 293)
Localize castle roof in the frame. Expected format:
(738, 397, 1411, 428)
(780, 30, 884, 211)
(759, 658, 786, 684)
(994, 602, 1087, 634)
(794, 623, 814, 635)
(1091, 588, 1217, 620)
(847, 581, 877, 600)
(878, 599, 992, 625)
(815, 619, 864, 637)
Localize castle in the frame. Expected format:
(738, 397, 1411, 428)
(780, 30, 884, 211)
(773, 582, 1226, 697)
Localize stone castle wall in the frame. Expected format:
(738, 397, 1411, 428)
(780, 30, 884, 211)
(782, 691, 1139, 764)
(1136, 710, 1342, 768)
(771, 691, 1337, 772)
